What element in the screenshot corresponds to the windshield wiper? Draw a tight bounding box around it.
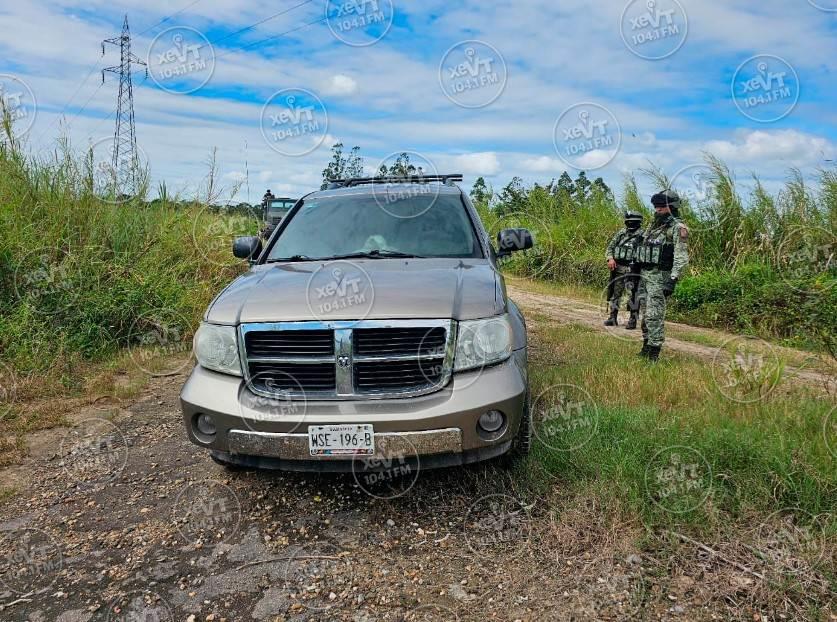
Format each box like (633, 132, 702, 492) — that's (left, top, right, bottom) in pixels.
(321, 250, 425, 260)
(266, 254, 314, 263)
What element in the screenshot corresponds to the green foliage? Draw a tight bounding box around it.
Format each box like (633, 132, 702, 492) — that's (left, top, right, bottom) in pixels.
(320, 142, 364, 188)
(0, 127, 245, 376)
(483, 155, 836, 349)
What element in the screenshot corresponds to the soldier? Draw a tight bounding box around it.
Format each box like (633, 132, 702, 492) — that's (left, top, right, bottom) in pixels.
(262, 188, 276, 209)
(604, 212, 644, 329)
(635, 190, 689, 361)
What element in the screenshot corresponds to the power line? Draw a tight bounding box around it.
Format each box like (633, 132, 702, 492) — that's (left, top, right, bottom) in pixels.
(137, 0, 205, 36)
(202, 0, 316, 50)
(215, 14, 329, 60)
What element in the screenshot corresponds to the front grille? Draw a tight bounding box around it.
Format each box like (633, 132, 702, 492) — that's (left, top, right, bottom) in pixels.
(240, 321, 453, 399)
(354, 327, 447, 357)
(245, 329, 334, 357)
(355, 359, 445, 390)
(248, 362, 336, 392)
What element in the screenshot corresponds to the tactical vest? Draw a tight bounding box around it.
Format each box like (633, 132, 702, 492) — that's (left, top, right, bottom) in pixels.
(636, 224, 675, 271)
(613, 231, 642, 265)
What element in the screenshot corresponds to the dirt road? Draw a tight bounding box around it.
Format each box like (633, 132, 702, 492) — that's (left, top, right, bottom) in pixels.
(508, 283, 836, 394)
(0, 287, 832, 621)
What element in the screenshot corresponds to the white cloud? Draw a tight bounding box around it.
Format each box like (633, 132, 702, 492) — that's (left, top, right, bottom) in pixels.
(322, 74, 358, 96)
(520, 156, 562, 173)
(703, 129, 836, 168)
(447, 152, 501, 176)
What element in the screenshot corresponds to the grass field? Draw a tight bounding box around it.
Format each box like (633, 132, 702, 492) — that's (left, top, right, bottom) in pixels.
(509, 313, 835, 616)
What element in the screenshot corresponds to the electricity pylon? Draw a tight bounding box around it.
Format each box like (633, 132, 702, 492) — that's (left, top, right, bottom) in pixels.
(102, 15, 146, 199)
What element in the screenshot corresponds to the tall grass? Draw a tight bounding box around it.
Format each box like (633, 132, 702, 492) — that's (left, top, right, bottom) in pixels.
(478, 155, 837, 349)
(0, 116, 250, 382)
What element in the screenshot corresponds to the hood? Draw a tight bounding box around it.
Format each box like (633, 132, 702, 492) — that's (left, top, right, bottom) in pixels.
(205, 258, 504, 324)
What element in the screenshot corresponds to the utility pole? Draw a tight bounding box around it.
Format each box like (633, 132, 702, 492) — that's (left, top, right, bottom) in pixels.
(102, 15, 146, 199)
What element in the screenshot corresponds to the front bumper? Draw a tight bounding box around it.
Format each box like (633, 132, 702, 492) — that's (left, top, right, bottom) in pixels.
(179, 350, 527, 471)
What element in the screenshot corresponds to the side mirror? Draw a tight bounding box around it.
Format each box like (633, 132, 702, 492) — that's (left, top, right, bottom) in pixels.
(233, 236, 262, 262)
(496, 228, 534, 258)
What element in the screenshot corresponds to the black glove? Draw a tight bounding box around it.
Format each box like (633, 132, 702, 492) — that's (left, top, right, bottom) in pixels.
(662, 278, 677, 298)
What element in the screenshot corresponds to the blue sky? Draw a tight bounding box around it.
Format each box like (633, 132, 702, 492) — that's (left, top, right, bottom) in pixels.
(1, 0, 835, 203)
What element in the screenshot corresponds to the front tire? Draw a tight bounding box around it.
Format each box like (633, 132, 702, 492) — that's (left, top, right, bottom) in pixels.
(504, 388, 531, 465)
(210, 452, 252, 471)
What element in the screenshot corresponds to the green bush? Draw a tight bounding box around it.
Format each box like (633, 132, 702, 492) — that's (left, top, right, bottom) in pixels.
(474, 158, 836, 350)
(0, 127, 249, 376)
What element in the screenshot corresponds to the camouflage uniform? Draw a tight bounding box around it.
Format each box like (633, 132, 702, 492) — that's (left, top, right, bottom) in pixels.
(605, 226, 643, 318)
(636, 214, 689, 349)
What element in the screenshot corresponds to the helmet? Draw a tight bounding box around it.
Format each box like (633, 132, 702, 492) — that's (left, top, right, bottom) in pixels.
(624, 211, 643, 230)
(651, 189, 681, 217)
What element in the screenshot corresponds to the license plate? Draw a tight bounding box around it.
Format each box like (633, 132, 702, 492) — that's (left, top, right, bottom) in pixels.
(308, 424, 375, 456)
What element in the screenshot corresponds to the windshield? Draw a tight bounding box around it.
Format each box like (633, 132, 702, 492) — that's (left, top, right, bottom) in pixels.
(267, 192, 482, 261)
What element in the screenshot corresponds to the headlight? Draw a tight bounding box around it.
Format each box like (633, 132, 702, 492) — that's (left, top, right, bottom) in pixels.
(454, 314, 512, 372)
(193, 322, 242, 376)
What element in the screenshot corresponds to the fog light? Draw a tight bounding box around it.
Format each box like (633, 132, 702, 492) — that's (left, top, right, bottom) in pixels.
(195, 413, 216, 436)
(478, 410, 505, 433)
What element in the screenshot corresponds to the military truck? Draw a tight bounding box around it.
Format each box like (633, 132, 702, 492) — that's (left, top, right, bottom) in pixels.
(261, 192, 297, 238)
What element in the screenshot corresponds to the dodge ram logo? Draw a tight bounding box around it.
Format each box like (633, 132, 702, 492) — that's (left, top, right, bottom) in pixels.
(338, 355, 351, 369)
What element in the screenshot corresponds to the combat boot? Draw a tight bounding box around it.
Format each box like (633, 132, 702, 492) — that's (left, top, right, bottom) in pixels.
(625, 312, 638, 330)
(645, 345, 661, 362)
(604, 310, 618, 327)
(638, 339, 649, 357)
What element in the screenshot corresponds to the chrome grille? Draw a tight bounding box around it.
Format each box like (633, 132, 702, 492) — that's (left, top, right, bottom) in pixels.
(240, 320, 455, 400)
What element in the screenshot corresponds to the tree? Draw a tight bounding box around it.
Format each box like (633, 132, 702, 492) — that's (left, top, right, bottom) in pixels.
(591, 176, 612, 200)
(497, 176, 527, 215)
(556, 171, 575, 196)
(470, 176, 490, 205)
(574, 171, 591, 202)
(321, 142, 364, 189)
(387, 152, 423, 178)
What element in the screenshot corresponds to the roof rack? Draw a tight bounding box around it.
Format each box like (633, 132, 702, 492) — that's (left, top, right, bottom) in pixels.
(327, 174, 463, 189)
